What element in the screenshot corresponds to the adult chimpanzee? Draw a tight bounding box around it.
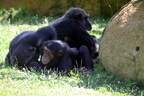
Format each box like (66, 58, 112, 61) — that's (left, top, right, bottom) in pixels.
(49, 7, 96, 54)
(5, 26, 57, 70)
(40, 40, 94, 73)
(48, 7, 96, 71)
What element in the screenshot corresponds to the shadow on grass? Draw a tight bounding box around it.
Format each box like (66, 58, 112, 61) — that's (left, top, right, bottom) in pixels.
(76, 63, 144, 95)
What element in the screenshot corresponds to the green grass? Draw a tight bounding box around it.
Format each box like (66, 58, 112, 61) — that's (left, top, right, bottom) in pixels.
(0, 8, 144, 96)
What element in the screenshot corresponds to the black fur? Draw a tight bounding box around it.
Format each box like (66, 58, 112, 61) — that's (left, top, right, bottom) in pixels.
(49, 8, 96, 54)
(40, 40, 76, 72)
(40, 40, 94, 72)
(5, 26, 56, 70)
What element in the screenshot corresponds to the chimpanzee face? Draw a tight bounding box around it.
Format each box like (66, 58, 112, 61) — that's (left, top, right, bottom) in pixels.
(81, 13, 91, 31)
(75, 12, 92, 31)
(41, 41, 63, 64)
(41, 46, 54, 64)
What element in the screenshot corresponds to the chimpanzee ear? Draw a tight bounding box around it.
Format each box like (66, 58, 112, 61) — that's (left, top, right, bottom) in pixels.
(58, 50, 63, 56)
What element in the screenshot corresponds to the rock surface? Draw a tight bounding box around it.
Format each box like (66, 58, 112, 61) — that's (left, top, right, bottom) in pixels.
(99, 0, 144, 82)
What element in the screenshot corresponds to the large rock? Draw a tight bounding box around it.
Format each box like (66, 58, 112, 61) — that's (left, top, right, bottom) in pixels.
(99, 0, 144, 82)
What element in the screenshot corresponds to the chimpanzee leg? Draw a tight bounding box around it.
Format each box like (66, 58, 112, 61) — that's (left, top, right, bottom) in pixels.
(78, 45, 94, 70)
(57, 55, 73, 73)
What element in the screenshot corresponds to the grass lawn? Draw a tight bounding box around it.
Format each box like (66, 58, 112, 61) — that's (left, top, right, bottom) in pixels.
(0, 8, 144, 96)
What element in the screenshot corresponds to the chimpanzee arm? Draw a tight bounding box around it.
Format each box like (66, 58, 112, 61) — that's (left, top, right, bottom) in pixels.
(25, 47, 40, 70)
(73, 25, 96, 54)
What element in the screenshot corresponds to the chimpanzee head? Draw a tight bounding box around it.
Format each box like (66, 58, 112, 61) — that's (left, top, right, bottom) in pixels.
(64, 7, 92, 31)
(41, 40, 65, 65)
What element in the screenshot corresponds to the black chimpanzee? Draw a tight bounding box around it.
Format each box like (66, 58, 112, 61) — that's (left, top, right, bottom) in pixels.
(40, 40, 77, 72)
(48, 7, 97, 71)
(64, 35, 99, 61)
(49, 7, 96, 54)
(63, 35, 99, 70)
(5, 26, 57, 70)
(40, 40, 94, 73)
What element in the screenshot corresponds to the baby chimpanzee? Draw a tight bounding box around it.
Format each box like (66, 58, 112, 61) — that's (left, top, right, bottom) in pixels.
(40, 40, 94, 73)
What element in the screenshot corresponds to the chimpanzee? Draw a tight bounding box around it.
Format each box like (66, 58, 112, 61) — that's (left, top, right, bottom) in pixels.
(64, 35, 99, 61)
(44, 7, 97, 71)
(63, 35, 99, 70)
(49, 7, 96, 55)
(6, 43, 40, 70)
(40, 40, 77, 72)
(5, 26, 57, 70)
(40, 40, 94, 73)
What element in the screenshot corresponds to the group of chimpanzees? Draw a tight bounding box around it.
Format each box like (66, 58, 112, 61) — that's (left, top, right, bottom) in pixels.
(5, 7, 99, 74)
